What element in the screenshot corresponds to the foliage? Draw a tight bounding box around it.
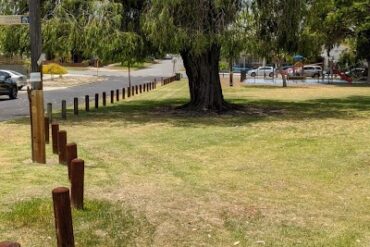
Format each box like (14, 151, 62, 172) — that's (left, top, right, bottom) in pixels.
(252, 0, 307, 61)
(0, 0, 28, 15)
(143, 0, 242, 55)
(42, 63, 67, 75)
(221, 1, 256, 66)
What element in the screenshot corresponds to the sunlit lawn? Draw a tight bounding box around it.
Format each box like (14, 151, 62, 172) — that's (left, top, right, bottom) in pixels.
(0, 80, 370, 246)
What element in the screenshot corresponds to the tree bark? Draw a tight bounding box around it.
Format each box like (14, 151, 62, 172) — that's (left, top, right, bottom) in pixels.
(180, 44, 231, 112)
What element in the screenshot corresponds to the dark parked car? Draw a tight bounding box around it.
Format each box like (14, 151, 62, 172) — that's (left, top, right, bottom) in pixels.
(345, 67, 368, 80)
(232, 66, 252, 73)
(0, 70, 27, 89)
(0, 74, 18, 99)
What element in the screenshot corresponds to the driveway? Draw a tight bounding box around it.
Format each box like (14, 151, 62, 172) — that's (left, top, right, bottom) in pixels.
(0, 59, 183, 121)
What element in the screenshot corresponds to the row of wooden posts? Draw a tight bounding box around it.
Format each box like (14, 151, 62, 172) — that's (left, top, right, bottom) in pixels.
(51, 121, 84, 246)
(0, 121, 82, 247)
(50, 76, 178, 121)
(0, 75, 179, 247)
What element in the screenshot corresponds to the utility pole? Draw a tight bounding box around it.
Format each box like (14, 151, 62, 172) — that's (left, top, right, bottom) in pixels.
(28, 0, 46, 164)
(29, 0, 42, 83)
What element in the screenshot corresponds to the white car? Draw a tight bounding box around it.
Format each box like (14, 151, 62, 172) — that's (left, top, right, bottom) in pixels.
(0, 70, 27, 89)
(248, 66, 275, 77)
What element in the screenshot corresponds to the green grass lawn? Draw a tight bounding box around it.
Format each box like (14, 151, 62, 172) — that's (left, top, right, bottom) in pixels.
(1, 81, 370, 246)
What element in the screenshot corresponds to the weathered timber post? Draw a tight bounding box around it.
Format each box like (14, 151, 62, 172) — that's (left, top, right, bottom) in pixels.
(135, 85, 138, 95)
(122, 88, 125, 99)
(61, 100, 66, 120)
(127, 87, 131, 98)
(143, 84, 146, 92)
(58, 130, 67, 165)
(71, 159, 85, 209)
(95, 94, 99, 109)
(73, 98, 78, 115)
(0, 242, 21, 247)
(44, 117, 49, 144)
(110, 90, 114, 104)
(52, 187, 75, 247)
(29, 91, 46, 163)
(116, 89, 119, 101)
(47, 103, 52, 123)
(66, 143, 77, 181)
(139, 84, 142, 93)
(51, 123, 59, 154)
(102, 92, 106, 106)
(131, 86, 135, 96)
(85, 95, 89, 112)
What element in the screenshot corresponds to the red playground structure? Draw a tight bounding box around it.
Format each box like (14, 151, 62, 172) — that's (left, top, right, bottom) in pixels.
(333, 69, 353, 84)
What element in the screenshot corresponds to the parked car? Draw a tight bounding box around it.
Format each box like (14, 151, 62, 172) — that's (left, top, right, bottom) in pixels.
(0, 70, 27, 89)
(279, 65, 293, 75)
(163, 54, 173, 60)
(232, 66, 252, 73)
(0, 73, 18, 99)
(345, 67, 368, 79)
(248, 66, 275, 77)
(302, 65, 322, 78)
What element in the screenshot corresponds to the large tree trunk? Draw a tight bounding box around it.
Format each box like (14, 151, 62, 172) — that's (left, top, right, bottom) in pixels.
(180, 44, 231, 112)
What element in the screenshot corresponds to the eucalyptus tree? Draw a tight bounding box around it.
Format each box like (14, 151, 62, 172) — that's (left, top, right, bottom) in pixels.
(221, 1, 256, 86)
(0, 0, 28, 15)
(347, 0, 370, 83)
(307, 0, 353, 77)
(253, 0, 307, 87)
(0, 0, 29, 56)
(144, 0, 242, 112)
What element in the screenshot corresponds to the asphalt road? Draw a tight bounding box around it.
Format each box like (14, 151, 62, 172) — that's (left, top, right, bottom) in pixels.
(0, 59, 182, 121)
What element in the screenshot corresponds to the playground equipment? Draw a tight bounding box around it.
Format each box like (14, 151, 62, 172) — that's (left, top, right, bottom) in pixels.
(333, 69, 353, 84)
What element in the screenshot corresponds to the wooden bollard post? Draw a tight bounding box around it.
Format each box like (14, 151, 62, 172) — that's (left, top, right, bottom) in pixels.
(146, 83, 149, 91)
(95, 93, 99, 109)
(154, 78, 157, 89)
(85, 95, 90, 112)
(47, 103, 53, 123)
(66, 143, 77, 181)
(71, 159, 84, 209)
(127, 87, 131, 97)
(52, 187, 75, 247)
(135, 85, 138, 95)
(45, 117, 50, 144)
(131, 86, 135, 96)
(110, 90, 114, 103)
(122, 88, 125, 99)
(58, 130, 67, 165)
(51, 123, 59, 154)
(0, 242, 21, 247)
(139, 84, 142, 93)
(61, 100, 67, 120)
(116, 89, 119, 101)
(143, 83, 146, 92)
(73, 98, 78, 115)
(102, 92, 106, 106)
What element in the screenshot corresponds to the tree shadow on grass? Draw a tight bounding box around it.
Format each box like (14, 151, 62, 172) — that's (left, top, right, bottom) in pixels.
(7, 96, 370, 128)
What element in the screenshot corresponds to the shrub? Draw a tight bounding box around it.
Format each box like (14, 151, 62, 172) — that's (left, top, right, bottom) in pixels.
(42, 63, 67, 75)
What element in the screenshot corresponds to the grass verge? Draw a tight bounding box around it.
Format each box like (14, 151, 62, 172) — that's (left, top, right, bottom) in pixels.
(0, 81, 370, 246)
